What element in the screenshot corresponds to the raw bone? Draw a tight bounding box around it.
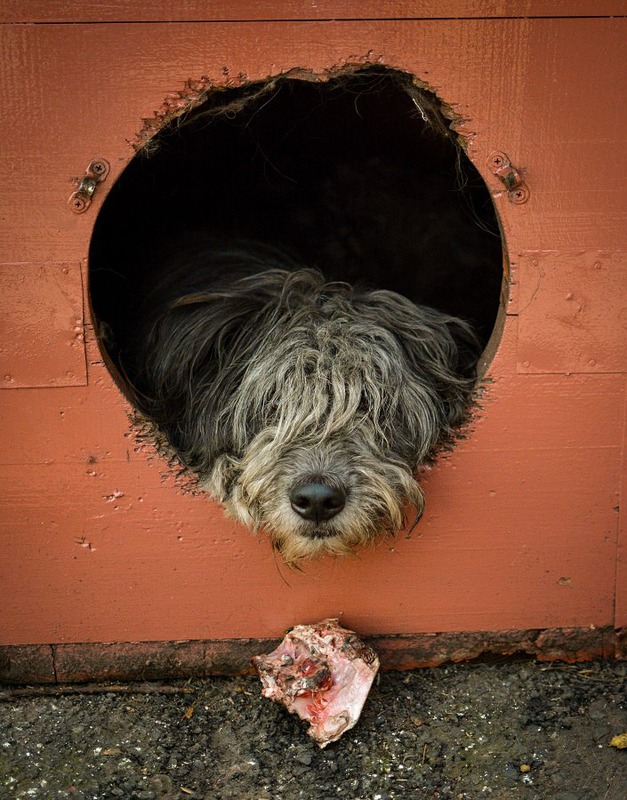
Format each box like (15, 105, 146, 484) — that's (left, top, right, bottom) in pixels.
(252, 618, 379, 747)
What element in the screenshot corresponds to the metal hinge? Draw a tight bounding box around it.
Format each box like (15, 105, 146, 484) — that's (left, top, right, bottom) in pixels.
(488, 152, 530, 204)
(69, 158, 110, 213)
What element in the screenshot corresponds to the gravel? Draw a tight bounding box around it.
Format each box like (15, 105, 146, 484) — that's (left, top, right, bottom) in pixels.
(1, 659, 626, 799)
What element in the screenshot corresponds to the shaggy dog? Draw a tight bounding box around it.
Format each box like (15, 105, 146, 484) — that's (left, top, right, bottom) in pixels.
(124, 242, 480, 563)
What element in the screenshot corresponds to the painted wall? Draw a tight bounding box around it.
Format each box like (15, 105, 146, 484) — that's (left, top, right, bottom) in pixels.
(0, 2, 625, 676)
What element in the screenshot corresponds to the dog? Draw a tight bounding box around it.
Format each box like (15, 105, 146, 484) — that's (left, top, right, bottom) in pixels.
(123, 240, 481, 563)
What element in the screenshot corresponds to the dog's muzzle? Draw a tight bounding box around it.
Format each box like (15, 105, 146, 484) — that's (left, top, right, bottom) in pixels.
(289, 479, 346, 525)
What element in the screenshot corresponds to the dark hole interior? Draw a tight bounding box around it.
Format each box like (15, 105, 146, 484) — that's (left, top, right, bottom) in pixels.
(89, 66, 504, 387)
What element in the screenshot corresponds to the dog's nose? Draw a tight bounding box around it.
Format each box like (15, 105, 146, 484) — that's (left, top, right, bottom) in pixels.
(289, 482, 346, 523)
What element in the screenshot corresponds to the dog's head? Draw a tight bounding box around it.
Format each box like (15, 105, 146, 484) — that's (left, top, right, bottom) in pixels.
(131, 268, 479, 562)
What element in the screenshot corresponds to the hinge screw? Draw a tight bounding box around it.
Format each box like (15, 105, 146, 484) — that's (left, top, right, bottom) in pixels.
(90, 160, 109, 178)
(69, 158, 110, 214)
(71, 196, 88, 213)
(488, 151, 530, 204)
(510, 185, 530, 204)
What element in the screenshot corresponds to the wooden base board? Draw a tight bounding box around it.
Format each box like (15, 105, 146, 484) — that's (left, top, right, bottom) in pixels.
(1, 627, 621, 685)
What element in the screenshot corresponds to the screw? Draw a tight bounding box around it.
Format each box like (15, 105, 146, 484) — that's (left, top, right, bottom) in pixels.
(69, 194, 88, 213)
(89, 159, 110, 180)
(489, 152, 508, 171)
(509, 185, 530, 204)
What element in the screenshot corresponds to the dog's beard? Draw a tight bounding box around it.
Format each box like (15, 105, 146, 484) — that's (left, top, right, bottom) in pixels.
(204, 431, 425, 564)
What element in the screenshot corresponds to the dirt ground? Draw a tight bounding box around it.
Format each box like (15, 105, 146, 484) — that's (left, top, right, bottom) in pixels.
(1, 658, 626, 800)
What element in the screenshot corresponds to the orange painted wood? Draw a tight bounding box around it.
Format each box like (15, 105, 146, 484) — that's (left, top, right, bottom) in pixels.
(0, 13, 625, 654)
(1, 1, 625, 23)
(618, 385, 627, 630)
(517, 251, 626, 374)
(0, 263, 87, 388)
(0, 429, 621, 644)
(1, 19, 625, 266)
(0, 368, 130, 465)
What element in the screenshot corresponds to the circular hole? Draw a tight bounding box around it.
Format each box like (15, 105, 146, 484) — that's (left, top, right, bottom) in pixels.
(89, 66, 504, 399)
(89, 65, 507, 553)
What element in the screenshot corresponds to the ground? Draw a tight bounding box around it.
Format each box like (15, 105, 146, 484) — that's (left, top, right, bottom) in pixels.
(1, 659, 626, 800)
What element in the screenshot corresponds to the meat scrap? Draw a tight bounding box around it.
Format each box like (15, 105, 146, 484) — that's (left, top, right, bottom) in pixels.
(251, 618, 379, 747)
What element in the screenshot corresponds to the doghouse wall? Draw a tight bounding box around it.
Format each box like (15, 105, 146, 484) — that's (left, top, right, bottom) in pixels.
(1, 1, 626, 680)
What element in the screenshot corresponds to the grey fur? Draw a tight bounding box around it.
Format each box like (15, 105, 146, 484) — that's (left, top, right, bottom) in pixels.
(129, 262, 479, 563)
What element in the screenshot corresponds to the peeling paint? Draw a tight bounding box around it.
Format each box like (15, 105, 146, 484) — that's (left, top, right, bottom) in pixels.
(0, 627, 621, 685)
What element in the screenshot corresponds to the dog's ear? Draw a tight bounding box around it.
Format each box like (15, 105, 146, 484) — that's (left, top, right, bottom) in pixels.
(126, 284, 271, 469)
(356, 289, 481, 456)
(124, 268, 324, 470)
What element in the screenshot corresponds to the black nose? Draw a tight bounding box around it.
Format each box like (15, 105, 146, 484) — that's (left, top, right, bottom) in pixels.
(289, 482, 346, 523)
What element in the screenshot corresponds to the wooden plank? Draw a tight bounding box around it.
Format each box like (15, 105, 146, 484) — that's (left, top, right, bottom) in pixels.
(2, 626, 617, 684)
(517, 251, 627, 374)
(0, 17, 624, 655)
(0, 383, 130, 465)
(0, 262, 87, 388)
(0, 19, 624, 264)
(511, 18, 627, 251)
(0, 422, 620, 644)
(1, 1, 625, 24)
(479, 320, 625, 451)
(0, 645, 56, 684)
(617, 377, 627, 629)
(0, 313, 622, 643)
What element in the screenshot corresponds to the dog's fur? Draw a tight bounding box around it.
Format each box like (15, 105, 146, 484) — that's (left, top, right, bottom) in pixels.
(124, 243, 480, 563)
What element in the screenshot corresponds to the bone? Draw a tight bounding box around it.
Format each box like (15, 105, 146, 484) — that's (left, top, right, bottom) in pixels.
(252, 618, 379, 747)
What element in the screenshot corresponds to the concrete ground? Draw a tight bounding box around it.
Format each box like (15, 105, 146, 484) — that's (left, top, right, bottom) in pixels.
(1, 658, 626, 800)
